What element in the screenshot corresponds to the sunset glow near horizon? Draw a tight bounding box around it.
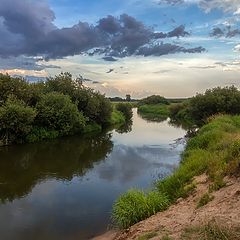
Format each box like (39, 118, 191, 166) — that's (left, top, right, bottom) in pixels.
(0, 0, 240, 98)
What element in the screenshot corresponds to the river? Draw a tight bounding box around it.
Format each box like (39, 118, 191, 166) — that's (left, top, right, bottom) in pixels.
(0, 109, 186, 240)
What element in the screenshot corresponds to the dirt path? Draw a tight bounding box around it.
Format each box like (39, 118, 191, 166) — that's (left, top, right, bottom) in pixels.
(93, 174, 240, 240)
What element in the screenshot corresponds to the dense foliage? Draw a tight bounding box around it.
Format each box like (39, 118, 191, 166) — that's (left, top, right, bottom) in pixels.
(0, 73, 113, 145)
(35, 92, 86, 135)
(170, 86, 240, 125)
(0, 98, 36, 144)
(112, 114, 240, 228)
(115, 103, 133, 120)
(138, 95, 169, 105)
(138, 104, 170, 122)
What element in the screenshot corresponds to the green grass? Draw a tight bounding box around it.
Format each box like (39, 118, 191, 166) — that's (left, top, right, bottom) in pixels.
(112, 190, 169, 229)
(197, 193, 214, 208)
(182, 219, 240, 240)
(138, 104, 170, 121)
(112, 115, 240, 229)
(110, 109, 126, 125)
(83, 123, 102, 133)
(161, 236, 173, 240)
(138, 232, 158, 240)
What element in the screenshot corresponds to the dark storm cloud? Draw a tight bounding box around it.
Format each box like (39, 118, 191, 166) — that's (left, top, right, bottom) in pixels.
(98, 15, 121, 34)
(0, 0, 205, 61)
(210, 26, 240, 38)
(102, 56, 118, 61)
(136, 44, 205, 57)
(0, 0, 55, 57)
(153, 25, 190, 39)
(210, 27, 225, 37)
(167, 25, 190, 37)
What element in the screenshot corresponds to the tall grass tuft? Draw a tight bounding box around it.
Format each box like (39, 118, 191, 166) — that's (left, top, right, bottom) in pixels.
(112, 190, 169, 229)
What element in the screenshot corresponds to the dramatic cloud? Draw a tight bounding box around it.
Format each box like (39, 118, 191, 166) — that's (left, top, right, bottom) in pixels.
(0, 0, 204, 61)
(167, 25, 190, 38)
(102, 56, 118, 62)
(210, 27, 225, 38)
(210, 26, 240, 38)
(136, 44, 205, 56)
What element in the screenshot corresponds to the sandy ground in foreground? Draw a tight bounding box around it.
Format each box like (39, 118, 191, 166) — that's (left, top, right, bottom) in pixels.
(92, 174, 240, 240)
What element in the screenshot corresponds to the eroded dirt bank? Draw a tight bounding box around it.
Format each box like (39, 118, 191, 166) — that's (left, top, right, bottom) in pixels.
(92, 174, 240, 240)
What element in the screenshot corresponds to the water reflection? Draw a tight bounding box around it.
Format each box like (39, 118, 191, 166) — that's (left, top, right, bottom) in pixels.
(115, 120, 133, 134)
(0, 109, 186, 240)
(0, 133, 113, 202)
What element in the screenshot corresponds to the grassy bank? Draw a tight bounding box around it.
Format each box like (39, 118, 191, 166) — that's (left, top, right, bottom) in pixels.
(112, 114, 240, 228)
(109, 109, 126, 126)
(137, 104, 170, 121)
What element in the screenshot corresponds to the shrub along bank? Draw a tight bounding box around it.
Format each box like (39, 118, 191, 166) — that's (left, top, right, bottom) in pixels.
(112, 114, 240, 228)
(137, 95, 170, 122)
(169, 86, 240, 126)
(0, 73, 130, 145)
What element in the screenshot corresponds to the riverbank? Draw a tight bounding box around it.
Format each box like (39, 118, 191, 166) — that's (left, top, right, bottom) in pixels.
(137, 104, 170, 122)
(105, 114, 240, 239)
(94, 174, 240, 239)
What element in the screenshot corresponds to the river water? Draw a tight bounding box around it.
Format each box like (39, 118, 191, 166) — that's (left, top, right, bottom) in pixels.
(0, 109, 186, 240)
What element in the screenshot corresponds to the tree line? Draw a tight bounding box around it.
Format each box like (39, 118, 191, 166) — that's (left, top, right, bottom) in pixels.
(169, 86, 240, 126)
(0, 73, 114, 145)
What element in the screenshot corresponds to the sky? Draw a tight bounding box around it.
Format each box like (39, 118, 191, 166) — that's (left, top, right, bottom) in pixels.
(0, 0, 240, 98)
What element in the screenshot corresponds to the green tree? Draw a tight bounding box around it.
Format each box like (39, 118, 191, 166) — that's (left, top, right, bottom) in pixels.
(0, 74, 32, 105)
(116, 103, 133, 120)
(85, 92, 112, 125)
(0, 98, 36, 144)
(36, 92, 86, 135)
(45, 72, 79, 96)
(190, 86, 240, 123)
(45, 73, 112, 125)
(139, 95, 169, 105)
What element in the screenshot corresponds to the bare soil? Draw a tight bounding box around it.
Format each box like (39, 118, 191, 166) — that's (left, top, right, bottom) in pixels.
(92, 174, 240, 240)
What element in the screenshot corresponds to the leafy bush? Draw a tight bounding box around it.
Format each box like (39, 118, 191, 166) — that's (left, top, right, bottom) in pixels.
(0, 98, 36, 144)
(169, 86, 240, 127)
(0, 74, 40, 106)
(139, 95, 169, 105)
(0, 73, 118, 144)
(26, 127, 59, 143)
(190, 86, 240, 123)
(110, 110, 125, 125)
(115, 103, 133, 120)
(45, 73, 112, 125)
(36, 92, 86, 135)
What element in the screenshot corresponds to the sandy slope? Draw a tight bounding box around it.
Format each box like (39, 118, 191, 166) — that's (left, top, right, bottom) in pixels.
(93, 174, 240, 240)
